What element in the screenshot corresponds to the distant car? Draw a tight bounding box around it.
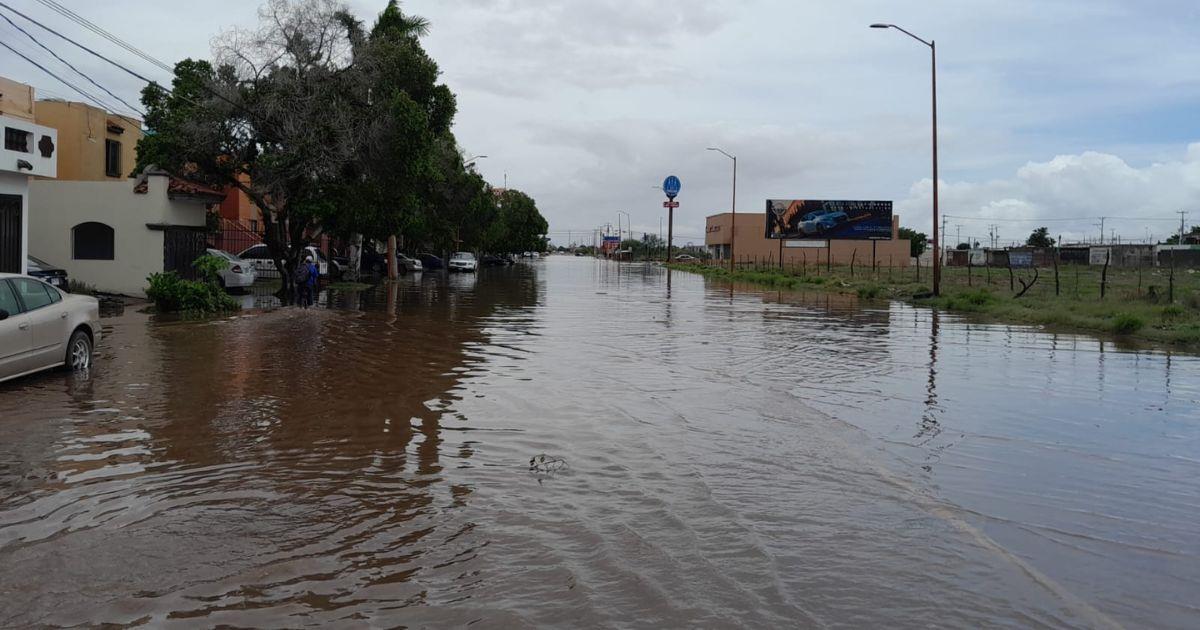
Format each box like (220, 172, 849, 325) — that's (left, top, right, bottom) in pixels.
(480, 254, 511, 267)
(26, 255, 68, 290)
(417, 253, 444, 270)
(675, 254, 697, 262)
(237, 244, 330, 278)
(448, 251, 478, 272)
(206, 248, 257, 290)
(0, 273, 101, 383)
(397, 253, 423, 273)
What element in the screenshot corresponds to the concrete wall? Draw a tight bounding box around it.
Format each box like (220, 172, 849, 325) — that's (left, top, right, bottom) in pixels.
(0, 172, 29, 274)
(705, 212, 911, 267)
(34, 101, 142, 182)
(28, 175, 206, 296)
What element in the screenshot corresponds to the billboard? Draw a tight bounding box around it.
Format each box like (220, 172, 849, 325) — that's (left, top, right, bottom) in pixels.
(765, 199, 893, 240)
(601, 235, 620, 254)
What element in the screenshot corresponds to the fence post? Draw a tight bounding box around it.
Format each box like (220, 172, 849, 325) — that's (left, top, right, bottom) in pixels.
(1100, 249, 1110, 299)
(1053, 247, 1060, 297)
(850, 249, 856, 278)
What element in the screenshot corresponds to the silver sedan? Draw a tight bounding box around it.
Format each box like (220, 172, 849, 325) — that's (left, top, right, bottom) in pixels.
(0, 273, 102, 383)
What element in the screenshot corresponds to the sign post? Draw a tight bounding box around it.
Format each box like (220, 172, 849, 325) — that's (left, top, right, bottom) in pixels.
(662, 175, 681, 263)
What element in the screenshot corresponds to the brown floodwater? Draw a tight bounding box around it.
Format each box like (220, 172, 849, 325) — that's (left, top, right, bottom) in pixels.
(1, 257, 1197, 628)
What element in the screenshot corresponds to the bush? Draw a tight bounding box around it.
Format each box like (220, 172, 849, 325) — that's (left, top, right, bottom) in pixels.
(1111, 313, 1145, 335)
(145, 255, 239, 314)
(1161, 305, 1186, 321)
(857, 284, 882, 299)
(67, 279, 97, 295)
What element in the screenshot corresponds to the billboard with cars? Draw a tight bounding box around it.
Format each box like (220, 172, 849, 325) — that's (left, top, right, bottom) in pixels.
(765, 199, 893, 240)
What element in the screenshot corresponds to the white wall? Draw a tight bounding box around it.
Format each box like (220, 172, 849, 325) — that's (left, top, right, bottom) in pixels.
(28, 175, 207, 296)
(0, 171, 29, 274)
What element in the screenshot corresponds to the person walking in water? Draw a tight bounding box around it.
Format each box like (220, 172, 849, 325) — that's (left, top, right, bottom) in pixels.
(305, 255, 319, 307)
(292, 256, 312, 308)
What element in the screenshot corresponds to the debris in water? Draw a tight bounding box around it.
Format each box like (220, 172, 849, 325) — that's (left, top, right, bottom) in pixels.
(529, 454, 568, 474)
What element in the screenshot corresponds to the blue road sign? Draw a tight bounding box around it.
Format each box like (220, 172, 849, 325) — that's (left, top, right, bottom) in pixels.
(663, 175, 681, 199)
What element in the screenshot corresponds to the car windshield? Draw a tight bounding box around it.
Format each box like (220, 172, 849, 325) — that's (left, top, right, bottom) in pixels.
(208, 249, 237, 261)
(27, 255, 50, 267)
(452, 252, 475, 260)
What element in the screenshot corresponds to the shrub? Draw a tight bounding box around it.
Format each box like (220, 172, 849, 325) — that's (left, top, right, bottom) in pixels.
(145, 255, 239, 314)
(1160, 305, 1186, 321)
(67, 279, 97, 295)
(1111, 313, 1145, 335)
(857, 284, 882, 299)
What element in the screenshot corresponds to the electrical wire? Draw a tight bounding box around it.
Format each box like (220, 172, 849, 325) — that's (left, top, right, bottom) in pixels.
(0, 36, 121, 114)
(942, 214, 1180, 223)
(33, 0, 173, 74)
(0, 6, 143, 116)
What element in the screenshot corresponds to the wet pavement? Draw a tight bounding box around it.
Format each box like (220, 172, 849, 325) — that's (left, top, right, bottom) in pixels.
(1, 257, 1197, 628)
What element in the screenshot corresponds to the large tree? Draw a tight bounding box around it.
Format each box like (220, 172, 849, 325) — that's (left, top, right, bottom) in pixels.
(137, 0, 453, 285)
(1026, 227, 1055, 248)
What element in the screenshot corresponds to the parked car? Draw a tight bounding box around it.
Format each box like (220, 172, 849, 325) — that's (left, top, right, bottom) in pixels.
(0, 273, 101, 383)
(206, 248, 257, 290)
(26, 255, 68, 290)
(449, 252, 478, 272)
(675, 254, 697, 262)
(480, 254, 511, 267)
(236, 244, 331, 278)
(417, 253, 444, 270)
(397, 253, 423, 273)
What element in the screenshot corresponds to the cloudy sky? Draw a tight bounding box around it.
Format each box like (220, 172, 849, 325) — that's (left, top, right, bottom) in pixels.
(3, 0, 1199, 246)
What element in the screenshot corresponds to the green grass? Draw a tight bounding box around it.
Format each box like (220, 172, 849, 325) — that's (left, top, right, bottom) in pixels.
(669, 261, 1200, 348)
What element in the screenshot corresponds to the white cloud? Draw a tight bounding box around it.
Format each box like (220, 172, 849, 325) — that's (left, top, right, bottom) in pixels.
(898, 143, 1200, 245)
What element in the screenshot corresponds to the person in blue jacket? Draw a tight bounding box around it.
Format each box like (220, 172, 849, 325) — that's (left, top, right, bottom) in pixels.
(305, 255, 319, 307)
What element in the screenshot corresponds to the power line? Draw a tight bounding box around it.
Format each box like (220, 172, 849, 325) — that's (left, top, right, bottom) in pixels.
(33, 0, 173, 74)
(942, 214, 1180, 223)
(0, 6, 143, 116)
(0, 36, 121, 114)
(0, 2, 161, 87)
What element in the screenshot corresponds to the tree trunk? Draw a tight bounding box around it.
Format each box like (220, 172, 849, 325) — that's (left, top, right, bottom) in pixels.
(387, 235, 398, 279)
(346, 233, 364, 282)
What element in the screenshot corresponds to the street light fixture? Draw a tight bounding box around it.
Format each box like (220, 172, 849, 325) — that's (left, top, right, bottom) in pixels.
(707, 147, 737, 271)
(871, 22, 940, 296)
(463, 154, 488, 169)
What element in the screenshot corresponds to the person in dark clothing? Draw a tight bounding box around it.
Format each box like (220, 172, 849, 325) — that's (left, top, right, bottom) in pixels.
(293, 256, 312, 308)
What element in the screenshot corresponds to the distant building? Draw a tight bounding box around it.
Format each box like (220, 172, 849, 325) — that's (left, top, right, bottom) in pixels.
(0, 76, 58, 274)
(33, 100, 140, 182)
(705, 212, 911, 267)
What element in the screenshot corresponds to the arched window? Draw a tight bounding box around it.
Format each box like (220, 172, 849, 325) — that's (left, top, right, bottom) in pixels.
(72, 222, 114, 260)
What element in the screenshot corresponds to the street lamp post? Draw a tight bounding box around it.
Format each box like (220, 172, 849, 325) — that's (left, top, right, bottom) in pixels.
(463, 154, 488, 169)
(617, 211, 630, 257)
(707, 147, 737, 271)
(871, 23, 940, 296)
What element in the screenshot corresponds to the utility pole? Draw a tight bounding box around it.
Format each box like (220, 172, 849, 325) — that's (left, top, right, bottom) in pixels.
(941, 215, 948, 265)
(1179, 210, 1188, 244)
(1094, 217, 1106, 244)
(955, 224, 962, 249)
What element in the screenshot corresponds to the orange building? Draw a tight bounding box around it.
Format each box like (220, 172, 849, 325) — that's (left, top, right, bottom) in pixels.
(705, 212, 911, 267)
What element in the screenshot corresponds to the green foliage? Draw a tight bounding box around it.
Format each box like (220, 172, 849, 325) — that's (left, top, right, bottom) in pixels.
(145, 254, 238, 315)
(1111, 313, 1145, 335)
(1026, 227, 1055, 248)
(856, 284, 882, 299)
(898, 227, 928, 258)
(1161, 305, 1186, 321)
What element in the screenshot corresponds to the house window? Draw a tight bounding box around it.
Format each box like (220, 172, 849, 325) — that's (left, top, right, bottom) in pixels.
(104, 139, 121, 177)
(73, 222, 115, 260)
(4, 127, 30, 153)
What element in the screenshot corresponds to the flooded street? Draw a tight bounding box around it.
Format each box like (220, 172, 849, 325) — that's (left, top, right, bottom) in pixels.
(1, 256, 1197, 628)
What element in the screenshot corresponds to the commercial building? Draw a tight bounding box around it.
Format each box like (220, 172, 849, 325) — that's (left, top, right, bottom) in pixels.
(705, 211, 911, 267)
(33, 99, 140, 182)
(0, 76, 58, 274)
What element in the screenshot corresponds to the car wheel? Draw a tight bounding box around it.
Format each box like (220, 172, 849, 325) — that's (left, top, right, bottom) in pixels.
(66, 329, 92, 371)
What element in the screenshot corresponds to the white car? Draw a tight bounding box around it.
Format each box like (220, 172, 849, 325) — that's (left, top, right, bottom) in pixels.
(448, 252, 478, 272)
(0, 273, 101, 383)
(207, 248, 257, 289)
(237, 244, 330, 278)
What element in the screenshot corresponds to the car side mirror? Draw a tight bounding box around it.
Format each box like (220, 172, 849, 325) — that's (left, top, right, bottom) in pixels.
(0, 309, 8, 321)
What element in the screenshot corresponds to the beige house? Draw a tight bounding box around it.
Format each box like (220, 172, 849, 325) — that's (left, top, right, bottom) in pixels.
(28, 168, 223, 296)
(34, 100, 141, 182)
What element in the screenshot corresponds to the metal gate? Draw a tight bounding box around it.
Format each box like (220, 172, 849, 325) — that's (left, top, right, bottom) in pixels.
(0, 195, 20, 274)
(163, 227, 207, 280)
